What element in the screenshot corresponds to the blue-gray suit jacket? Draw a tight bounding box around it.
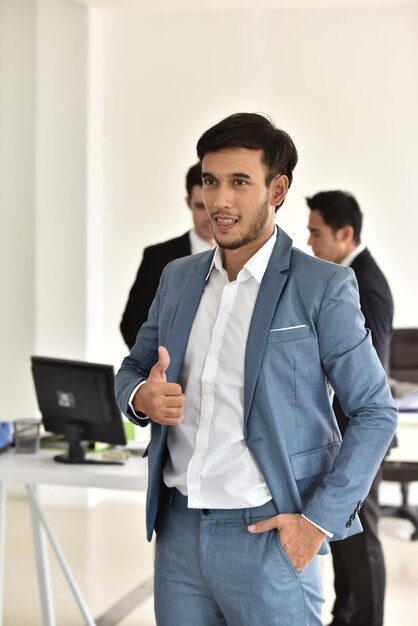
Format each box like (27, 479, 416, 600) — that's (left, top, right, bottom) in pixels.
(115, 228, 397, 545)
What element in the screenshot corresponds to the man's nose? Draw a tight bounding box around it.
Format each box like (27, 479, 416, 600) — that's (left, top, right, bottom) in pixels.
(214, 185, 233, 210)
(307, 233, 313, 247)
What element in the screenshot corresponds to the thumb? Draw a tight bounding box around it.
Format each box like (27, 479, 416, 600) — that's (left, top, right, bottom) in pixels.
(247, 514, 280, 534)
(148, 346, 170, 383)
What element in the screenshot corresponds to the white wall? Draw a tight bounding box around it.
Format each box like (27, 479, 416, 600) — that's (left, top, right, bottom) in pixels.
(0, 0, 36, 419)
(0, 0, 87, 419)
(99, 3, 418, 369)
(1, 0, 417, 417)
(35, 0, 88, 358)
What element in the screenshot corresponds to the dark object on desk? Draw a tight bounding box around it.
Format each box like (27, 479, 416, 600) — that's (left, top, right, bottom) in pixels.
(31, 356, 126, 465)
(390, 328, 418, 384)
(381, 461, 418, 540)
(381, 328, 418, 539)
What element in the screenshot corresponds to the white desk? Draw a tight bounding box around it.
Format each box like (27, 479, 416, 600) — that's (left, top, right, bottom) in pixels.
(0, 449, 148, 626)
(2, 415, 417, 625)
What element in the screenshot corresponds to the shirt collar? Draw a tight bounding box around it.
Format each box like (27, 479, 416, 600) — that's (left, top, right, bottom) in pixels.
(206, 226, 278, 284)
(340, 242, 366, 267)
(189, 229, 215, 255)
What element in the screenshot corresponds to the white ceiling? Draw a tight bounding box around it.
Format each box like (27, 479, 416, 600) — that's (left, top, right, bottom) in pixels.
(74, 0, 418, 11)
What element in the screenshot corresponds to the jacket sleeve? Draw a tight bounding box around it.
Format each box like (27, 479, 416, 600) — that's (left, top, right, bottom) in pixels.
(302, 267, 397, 539)
(120, 247, 161, 350)
(115, 275, 163, 427)
(357, 278, 393, 372)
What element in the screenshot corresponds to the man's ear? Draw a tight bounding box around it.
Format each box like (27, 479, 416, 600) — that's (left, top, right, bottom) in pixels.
(269, 175, 289, 207)
(338, 224, 355, 244)
(185, 196, 191, 210)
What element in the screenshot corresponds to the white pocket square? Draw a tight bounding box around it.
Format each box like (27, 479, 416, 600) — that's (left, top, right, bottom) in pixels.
(269, 324, 307, 333)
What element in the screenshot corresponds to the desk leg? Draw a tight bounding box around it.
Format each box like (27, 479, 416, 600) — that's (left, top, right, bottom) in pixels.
(27, 485, 56, 626)
(0, 482, 6, 626)
(26, 484, 96, 626)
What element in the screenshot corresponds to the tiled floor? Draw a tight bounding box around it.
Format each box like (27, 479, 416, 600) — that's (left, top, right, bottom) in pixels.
(3, 489, 418, 625)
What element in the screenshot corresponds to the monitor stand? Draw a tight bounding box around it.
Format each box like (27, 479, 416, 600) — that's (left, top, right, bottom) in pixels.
(54, 423, 123, 465)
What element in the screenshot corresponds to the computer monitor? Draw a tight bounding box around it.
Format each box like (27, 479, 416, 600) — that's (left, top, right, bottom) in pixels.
(31, 356, 127, 465)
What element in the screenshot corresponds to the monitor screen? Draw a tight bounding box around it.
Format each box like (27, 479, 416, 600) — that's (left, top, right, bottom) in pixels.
(31, 356, 127, 464)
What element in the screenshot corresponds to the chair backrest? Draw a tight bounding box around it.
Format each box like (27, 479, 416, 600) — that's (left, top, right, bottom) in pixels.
(390, 328, 418, 384)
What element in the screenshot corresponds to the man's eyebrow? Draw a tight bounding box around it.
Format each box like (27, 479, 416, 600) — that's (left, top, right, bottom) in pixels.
(230, 172, 251, 179)
(201, 171, 252, 179)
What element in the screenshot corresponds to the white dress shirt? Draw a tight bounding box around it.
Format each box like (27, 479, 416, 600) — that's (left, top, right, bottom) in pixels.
(340, 242, 366, 268)
(163, 231, 277, 508)
(189, 229, 214, 255)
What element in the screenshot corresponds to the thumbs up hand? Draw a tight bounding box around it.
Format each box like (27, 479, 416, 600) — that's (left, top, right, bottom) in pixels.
(148, 345, 170, 383)
(132, 346, 185, 425)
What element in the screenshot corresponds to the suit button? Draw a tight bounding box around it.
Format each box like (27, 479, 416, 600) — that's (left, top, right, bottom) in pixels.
(355, 500, 364, 515)
(346, 513, 356, 528)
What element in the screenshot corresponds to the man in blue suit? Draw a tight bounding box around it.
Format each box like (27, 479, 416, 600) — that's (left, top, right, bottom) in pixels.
(115, 113, 397, 626)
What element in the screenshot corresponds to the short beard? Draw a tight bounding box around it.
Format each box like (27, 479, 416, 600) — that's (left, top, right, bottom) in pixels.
(216, 196, 270, 250)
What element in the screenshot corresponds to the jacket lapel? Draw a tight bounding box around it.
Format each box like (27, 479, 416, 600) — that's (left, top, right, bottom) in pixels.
(244, 228, 293, 428)
(166, 251, 215, 382)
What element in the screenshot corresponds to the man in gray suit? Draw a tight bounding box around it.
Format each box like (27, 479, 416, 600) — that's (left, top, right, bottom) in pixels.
(115, 113, 396, 626)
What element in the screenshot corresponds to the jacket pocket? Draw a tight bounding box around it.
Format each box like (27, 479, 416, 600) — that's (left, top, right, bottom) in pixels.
(266, 324, 311, 344)
(290, 442, 341, 480)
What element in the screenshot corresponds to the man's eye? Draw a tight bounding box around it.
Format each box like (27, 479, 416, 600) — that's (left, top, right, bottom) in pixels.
(234, 179, 247, 186)
(204, 178, 216, 186)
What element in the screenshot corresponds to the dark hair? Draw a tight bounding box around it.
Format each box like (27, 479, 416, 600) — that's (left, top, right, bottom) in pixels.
(196, 112, 298, 208)
(306, 191, 363, 244)
(185, 162, 202, 197)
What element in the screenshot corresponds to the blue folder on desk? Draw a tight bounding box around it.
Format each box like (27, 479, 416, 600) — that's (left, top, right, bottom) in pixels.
(0, 422, 12, 452)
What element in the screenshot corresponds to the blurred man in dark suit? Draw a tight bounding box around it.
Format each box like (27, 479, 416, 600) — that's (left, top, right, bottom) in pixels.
(307, 190, 394, 626)
(120, 163, 215, 349)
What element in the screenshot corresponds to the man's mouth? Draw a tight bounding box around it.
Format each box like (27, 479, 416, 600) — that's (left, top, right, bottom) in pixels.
(214, 216, 238, 231)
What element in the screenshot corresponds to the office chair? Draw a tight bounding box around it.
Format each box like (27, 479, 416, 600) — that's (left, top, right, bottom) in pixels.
(381, 328, 418, 540)
(381, 460, 418, 540)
